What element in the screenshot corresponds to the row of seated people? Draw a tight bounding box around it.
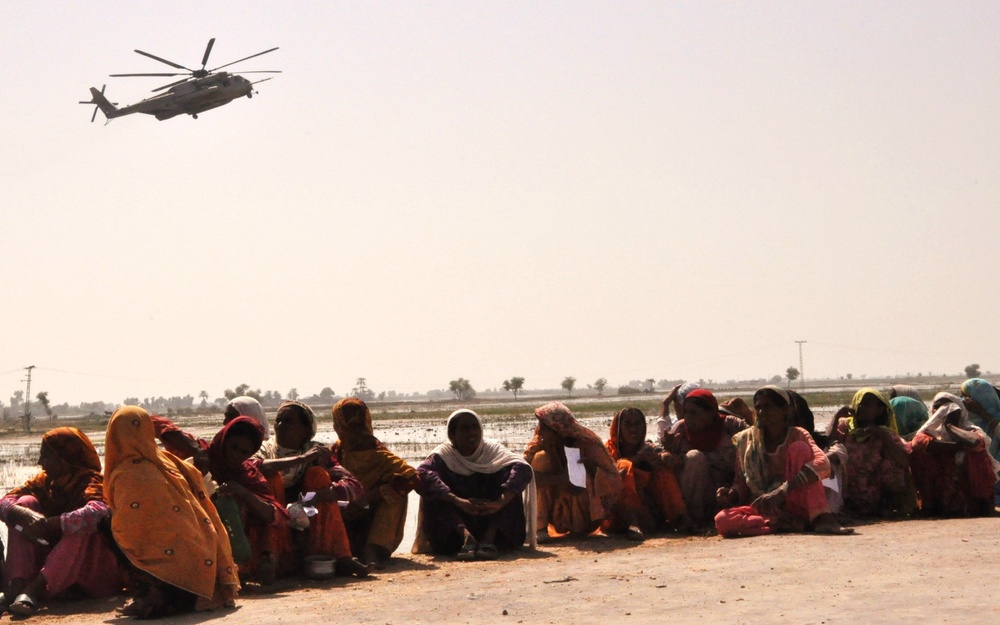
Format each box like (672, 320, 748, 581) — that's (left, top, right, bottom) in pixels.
(0, 379, 997, 617)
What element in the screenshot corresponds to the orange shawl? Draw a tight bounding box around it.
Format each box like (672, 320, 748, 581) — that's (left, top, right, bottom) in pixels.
(331, 398, 418, 490)
(7, 427, 104, 517)
(104, 406, 239, 610)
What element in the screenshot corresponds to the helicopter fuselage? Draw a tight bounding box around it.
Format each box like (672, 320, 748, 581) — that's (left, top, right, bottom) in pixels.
(113, 73, 254, 120)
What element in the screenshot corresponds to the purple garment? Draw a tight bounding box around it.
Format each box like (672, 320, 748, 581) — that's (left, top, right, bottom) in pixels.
(417, 454, 532, 554)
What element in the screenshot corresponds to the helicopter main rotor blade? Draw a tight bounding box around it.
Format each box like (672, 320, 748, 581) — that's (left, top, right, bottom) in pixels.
(250, 77, 273, 85)
(110, 72, 188, 77)
(210, 47, 279, 72)
(134, 49, 193, 72)
(152, 77, 193, 92)
(201, 38, 216, 70)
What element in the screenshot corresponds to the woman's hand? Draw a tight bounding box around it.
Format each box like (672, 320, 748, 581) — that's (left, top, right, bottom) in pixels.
(946, 424, 981, 447)
(304, 446, 332, 466)
(451, 496, 478, 516)
(662, 385, 682, 410)
(635, 446, 659, 466)
(658, 450, 681, 470)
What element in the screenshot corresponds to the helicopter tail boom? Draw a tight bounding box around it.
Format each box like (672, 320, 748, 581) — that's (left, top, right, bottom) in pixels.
(86, 86, 120, 119)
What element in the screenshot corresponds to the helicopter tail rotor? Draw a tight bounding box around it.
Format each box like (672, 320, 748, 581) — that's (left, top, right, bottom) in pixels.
(79, 84, 117, 123)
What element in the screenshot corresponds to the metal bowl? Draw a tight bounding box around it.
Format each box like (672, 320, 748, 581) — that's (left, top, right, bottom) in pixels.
(303, 555, 336, 580)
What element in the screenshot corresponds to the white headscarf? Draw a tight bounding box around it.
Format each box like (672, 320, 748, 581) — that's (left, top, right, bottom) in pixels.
(432, 410, 529, 476)
(916, 392, 1000, 472)
(227, 396, 270, 440)
(916, 392, 979, 440)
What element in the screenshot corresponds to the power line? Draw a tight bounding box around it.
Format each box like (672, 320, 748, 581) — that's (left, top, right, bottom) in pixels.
(809, 341, 993, 358)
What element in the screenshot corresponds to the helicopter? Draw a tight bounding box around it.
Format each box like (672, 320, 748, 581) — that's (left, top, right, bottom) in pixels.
(81, 38, 279, 122)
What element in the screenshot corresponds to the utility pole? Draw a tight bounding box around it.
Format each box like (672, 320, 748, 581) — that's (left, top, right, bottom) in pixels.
(794, 341, 806, 389)
(22, 365, 35, 433)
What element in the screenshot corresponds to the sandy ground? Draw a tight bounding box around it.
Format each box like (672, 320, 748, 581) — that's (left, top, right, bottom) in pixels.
(19, 516, 998, 625)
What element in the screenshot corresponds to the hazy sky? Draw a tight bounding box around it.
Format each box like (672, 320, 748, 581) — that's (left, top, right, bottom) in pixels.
(2, 2, 998, 405)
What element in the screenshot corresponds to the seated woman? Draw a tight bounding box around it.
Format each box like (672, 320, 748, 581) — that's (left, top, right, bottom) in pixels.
(152, 395, 271, 473)
(829, 388, 914, 517)
(909, 393, 998, 517)
(662, 389, 748, 526)
(960, 378, 1000, 505)
(524, 401, 621, 543)
(960, 379, 1000, 483)
(415, 409, 535, 559)
(332, 398, 420, 567)
(205, 416, 289, 584)
(890, 395, 930, 440)
(104, 406, 239, 618)
(254, 401, 370, 577)
(604, 407, 690, 539)
(655, 382, 701, 443)
(715, 386, 850, 537)
(0, 427, 121, 616)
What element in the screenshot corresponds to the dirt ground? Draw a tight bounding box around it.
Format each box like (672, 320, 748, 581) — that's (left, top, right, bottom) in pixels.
(21, 515, 999, 625)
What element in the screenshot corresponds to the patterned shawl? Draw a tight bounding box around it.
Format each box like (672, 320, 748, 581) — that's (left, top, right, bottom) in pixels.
(734, 386, 794, 497)
(104, 406, 239, 609)
(525, 401, 620, 520)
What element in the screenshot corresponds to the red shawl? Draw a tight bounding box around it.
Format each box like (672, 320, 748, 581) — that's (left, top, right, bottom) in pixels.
(208, 416, 287, 517)
(684, 389, 727, 453)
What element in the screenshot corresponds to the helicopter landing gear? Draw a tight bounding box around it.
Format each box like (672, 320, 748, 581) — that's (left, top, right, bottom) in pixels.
(247, 92, 253, 98)
(192, 114, 198, 119)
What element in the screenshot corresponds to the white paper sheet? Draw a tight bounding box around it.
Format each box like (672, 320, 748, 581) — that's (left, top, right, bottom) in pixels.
(565, 446, 587, 488)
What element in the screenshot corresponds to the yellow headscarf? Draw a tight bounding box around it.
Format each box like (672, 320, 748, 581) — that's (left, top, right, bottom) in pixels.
(846, 388, 899, 441)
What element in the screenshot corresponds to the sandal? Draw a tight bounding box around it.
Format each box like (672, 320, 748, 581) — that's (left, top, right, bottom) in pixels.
(624, 525, 646, 542)
(535, 529, 551, 544)
(475, 544, 499, 560)
(456, 540, 478, 561)
(9, 593, 39, 616)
